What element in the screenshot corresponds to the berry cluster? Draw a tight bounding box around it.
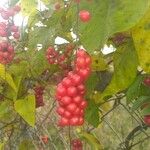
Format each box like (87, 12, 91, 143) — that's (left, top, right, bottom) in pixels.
(46, 44, 74, 69)
(55, 49, 91, 126)
(34, 86, 45, 108)
(71, 139, 83, 150)
(0, 6, 21, 39)
(0, 42, 14, 64)
(144, 115, 150, 126)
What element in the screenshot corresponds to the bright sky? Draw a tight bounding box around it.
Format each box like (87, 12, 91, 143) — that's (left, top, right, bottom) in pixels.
(0, 0, 115, 54)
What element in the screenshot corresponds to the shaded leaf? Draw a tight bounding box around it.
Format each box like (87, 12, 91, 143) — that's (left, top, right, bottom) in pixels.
(85, 100, 100, 127)
(126, 75, 143, 102)
(141, 107, 150, 116)
(97, 39, 138, 103)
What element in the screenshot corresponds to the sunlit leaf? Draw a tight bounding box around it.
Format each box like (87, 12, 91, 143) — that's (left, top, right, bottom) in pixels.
(14, 95, 35, 127)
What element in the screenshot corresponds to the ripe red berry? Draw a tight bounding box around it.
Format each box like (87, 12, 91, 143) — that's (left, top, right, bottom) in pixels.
(70, 117, 79, 125)
(62, 77, 72, 87)
(58, 117, 69, 126)
(144, 115, 150, 125)
(144, 77, 150, 86)
(67, 103, 77, 112)
(61, 96, 72, 105)
(56, 85, 67, 97)
(10, 25, 18, 32)
(1, 11, 9, 20)
(55, 3, 61, 10)
(41, 135, 49, 144)
(13, 32, 20, 39)
(80, 100, 87, 109)
(76, 57, 86, 68)
(71, 74, 82, 85)
(64, 110, 72, 118)
(67, 86, 77, 97)
(79, 10, 91, 22)
(0, 30, 7, 37)
(13, 5, 21, 12)
(73, 96, 82, 105)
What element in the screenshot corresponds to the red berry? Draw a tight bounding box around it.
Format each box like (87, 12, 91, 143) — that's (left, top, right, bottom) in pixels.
(1, 11, 9, 20)
(76, 57, 86, 68)
(67, 86, 77, 97)
(13, 5, 21, 12)
(67, 103, 77, 112)
(7, 8, 15, 16)
(41, 135, 49, 144)
(0, 30, 7, 37)
(55, 3, 61, 10)
(64, 110, 72, 118)
(79, 10, 91, 22)
(73, 96, 82, 105)
(73, 107, 81, 115)
(58, 117, 69, 126)
(71, 74, 82, 85)
(80, 100, 87, 109)
(76, 49, 86, 57)
(62, 77, 72, 87)
(70, 117, 79, 125)
(144, 115, 150, 125)
(144, 77, 150, 86)
(61, 96, 72, 105)
(13, 32, 20, 39)
(56, 85, 67, 97)
(10, 25, 18, 32)
(78, 68, 91, 79)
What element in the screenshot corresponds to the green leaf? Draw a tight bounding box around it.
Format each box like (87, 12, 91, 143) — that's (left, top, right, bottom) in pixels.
(132, 9, 150, 73)
(91, 52, 107, 71)
(126, 75, 143, 102)
(21, 0, 38, 16)
(14, 94, 35, 127)
(0, 64, 17, 92)
(79, 0, 150, 51)
(141, 107, 150, 116)
(132, 96, 150, 111)
(85, 100, 100, 127)
(19, 140, 34, 150)
(0, 101, 11, 118)
(98, 39, 138, 102)
(79, 132, 103, 150)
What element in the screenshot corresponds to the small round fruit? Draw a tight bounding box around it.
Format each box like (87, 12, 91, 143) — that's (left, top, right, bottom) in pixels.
(71, 74, 82, 85)
(73, 96, 82, 105)
(58, 117, 69, 126)
(70, 117, 79, 125)
(61, 96, 72, 105)
(62, 77, 72, 87)
(41, 135, 49, 144)
(13, 32, 20, 39)
(67, 103, 77, 112)
(67, 86, 77, 97)
(56, 85, 67, 97)
(13, 5, 21, 12)
(144, 115, 150, 125)
(79, 10, 91, 22)
(80, 100, 87, 109)
(144, 77, 150, 86)
(64, 110, 72, 118)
